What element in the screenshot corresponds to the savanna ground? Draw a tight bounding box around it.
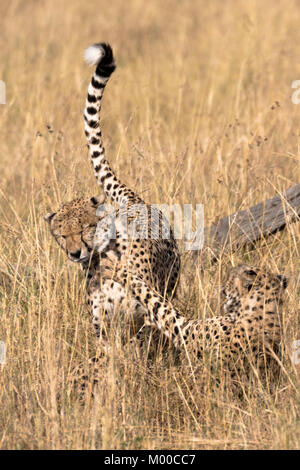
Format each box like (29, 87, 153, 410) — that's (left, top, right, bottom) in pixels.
(0, 0, 299, 450)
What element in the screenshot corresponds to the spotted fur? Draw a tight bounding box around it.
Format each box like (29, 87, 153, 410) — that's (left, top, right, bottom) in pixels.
(104, 262, 288, 380)
(83, 43, 142, 207)
(45, 43, 180, 350)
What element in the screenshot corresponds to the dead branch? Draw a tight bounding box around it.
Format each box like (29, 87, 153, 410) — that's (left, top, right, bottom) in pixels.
(194, 184, 300, 260)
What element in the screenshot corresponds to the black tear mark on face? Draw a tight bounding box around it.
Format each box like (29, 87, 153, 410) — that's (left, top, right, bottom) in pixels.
(247, 284, 253, 292)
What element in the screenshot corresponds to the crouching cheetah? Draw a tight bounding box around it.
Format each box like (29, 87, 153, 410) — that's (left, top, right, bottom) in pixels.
(101, 261, 288, 382)
(45, 43, 180, 350)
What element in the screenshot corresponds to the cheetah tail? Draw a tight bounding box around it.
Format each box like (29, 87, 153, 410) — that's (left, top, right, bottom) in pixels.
(83, 43, 137, 207)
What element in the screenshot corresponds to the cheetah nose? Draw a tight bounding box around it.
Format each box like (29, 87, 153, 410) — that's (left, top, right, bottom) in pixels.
(70, 250, 81, 259)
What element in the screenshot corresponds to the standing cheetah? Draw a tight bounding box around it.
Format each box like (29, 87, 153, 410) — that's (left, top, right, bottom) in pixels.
(102, 261, 288, 380)
(45, 43, 180, 349)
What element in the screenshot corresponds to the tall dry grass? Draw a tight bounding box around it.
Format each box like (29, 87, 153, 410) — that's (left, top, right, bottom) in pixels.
(0, 0, 299, 449)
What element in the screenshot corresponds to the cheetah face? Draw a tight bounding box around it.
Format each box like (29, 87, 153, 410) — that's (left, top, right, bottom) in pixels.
(44, 196, 105, 263)
(222, 264, 288, 314)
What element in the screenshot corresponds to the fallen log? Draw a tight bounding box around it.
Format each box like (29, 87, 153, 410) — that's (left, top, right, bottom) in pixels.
(194, 183, 300, 260)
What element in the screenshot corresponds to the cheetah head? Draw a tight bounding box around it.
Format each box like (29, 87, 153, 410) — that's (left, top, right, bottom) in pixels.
(44, 196, 105, 263)
(222, 264, 288, 314)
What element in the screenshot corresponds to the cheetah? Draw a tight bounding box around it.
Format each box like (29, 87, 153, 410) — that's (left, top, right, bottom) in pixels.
(45, 43, 180, 349)
(101, 261, 288, 382)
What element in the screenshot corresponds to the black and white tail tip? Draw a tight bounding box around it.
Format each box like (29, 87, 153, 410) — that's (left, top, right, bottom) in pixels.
(84, 42, 115, 67)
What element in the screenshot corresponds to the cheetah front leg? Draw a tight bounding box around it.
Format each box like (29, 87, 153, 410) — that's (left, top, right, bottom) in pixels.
(88, 287, 112, 354)
(88, 275, 147, 353)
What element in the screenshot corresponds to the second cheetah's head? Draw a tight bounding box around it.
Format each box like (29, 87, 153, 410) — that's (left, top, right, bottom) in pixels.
(222, 264, 288, 314)
(44, 196, 105, 263)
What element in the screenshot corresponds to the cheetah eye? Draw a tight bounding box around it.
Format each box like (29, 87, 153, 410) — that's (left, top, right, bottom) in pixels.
(245, 269, 257, 277)
(247, 283, 253, 292)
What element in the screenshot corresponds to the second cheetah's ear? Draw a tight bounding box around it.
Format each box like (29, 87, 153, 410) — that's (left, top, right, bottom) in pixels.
(277, 274, 288, 289)
(44, 212, 56, 223)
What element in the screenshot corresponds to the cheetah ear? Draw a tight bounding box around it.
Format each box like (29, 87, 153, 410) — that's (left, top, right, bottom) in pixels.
(277, 274, 288, 289)
(220, 284, 226, 296)
(44, 212, 56, 223)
